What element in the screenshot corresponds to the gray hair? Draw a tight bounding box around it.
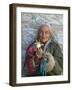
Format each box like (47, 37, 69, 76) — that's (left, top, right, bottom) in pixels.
(37, 24, 55, 41)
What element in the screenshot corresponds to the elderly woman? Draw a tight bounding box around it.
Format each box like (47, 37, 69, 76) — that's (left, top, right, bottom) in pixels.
(25, 24, 63, 76)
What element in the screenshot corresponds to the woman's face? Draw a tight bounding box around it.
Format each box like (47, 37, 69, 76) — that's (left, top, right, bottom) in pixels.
(39, 26, 50, 43)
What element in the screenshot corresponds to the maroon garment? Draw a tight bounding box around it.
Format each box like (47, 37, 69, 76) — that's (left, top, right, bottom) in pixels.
(26, 47, 39, 76)
(26, 46, 43, 76)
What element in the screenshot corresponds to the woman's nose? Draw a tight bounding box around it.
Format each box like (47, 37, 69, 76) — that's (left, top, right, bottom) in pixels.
(42, 33, 46, 38)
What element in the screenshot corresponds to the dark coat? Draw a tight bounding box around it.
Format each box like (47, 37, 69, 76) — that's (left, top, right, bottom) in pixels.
(25, 39, 63, 76)
(45, 40, 63, 75)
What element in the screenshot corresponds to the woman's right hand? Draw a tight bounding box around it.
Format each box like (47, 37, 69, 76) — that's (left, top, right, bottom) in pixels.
(36, 48, 43, 59)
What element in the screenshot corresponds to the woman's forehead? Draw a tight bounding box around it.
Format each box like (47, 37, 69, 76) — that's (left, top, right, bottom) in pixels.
(39, 25, 49, 32)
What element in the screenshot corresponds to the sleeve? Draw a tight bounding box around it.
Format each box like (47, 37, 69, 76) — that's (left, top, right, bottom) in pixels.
(26, 47, 37, 76)
(45, 42, 63, 75)
(52, 43, 63, 75)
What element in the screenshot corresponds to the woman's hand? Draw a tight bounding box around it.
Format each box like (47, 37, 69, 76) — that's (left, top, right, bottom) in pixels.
(36, 48, 43, 59)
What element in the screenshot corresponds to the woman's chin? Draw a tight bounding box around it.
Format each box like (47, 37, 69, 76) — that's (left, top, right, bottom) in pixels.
(41, 40, 48, 44)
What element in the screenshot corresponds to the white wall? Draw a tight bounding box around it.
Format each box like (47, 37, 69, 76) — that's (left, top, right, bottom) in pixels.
(0, 0, 72, 90)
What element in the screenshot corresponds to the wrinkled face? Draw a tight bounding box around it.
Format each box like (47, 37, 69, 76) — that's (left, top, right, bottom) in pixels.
(39, 26, 50, 43)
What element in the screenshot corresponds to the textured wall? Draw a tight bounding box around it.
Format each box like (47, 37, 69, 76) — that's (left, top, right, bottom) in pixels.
(21, 13, 63, 76)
